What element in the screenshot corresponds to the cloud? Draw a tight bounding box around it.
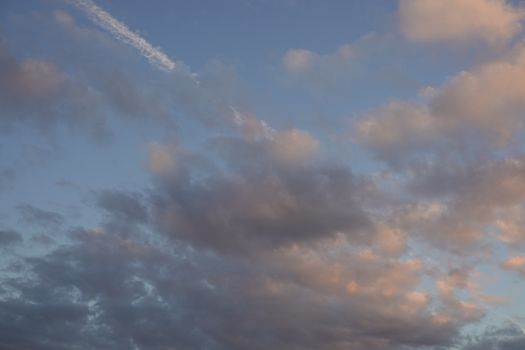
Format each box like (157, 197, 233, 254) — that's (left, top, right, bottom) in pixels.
(0, 229, 22, 246)
(150, 131, 369, 254)
(268, 128, 320, 164)
(281, 42, 360, 91)
(0, 37, 108, 138)
(356, 101, 437, 163)
(0, 11, 242, 142)
(2, 3, 524, 349)
(70, 0, 176, 71)
(374, 156, 525, 250)
(357, 46, 525, 163)
(399, 0, 524, 45)
(95, 190, 149, 224)
(501, 256, 525, 275)
(461, 323, 525, 350)
(146, 143, 177, 175)
(17, 204, 64, 229)
(282, 48, 319, 72)
(0, 222, 482, 350)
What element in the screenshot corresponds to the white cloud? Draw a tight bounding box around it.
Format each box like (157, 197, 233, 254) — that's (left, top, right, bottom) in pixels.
(399, 0, 524, 44)
(71, 0, 176, 71)
(357, 47, 525, 162)
(282, 49, 317, 72)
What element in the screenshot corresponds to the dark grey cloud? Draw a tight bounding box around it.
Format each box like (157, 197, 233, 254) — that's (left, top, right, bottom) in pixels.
(461, 324, 525, 350)
(17, 203, 63, 229)
(0, 229, 22, 246)
(150, 136, 370, 254)
(0, 223, 470, 350)
(96, 190, 149, 224)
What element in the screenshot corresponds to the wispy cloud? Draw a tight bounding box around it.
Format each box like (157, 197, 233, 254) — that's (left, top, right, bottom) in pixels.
(70, 0, 176, 71)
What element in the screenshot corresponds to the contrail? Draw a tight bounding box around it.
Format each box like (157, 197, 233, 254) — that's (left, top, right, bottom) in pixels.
(70, 0, 176, 72)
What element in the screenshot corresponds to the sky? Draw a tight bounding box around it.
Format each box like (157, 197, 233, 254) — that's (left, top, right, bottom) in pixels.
(1, 0, 525, 349)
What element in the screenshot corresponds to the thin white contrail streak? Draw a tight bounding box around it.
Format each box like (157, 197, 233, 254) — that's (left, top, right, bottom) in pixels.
(70, 0, 176, 72)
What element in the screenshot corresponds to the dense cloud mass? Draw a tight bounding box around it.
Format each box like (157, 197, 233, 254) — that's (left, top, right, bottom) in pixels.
(1, 0, 525, 349)
(0, 222, 481, 350)
(150, 133, 370, 254)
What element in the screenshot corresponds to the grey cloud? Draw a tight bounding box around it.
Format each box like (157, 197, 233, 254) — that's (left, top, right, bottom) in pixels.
(0, 229, 22, 246)
(0, 12, 242, 145)
(46, 11, 241, 127)
(96, 190, 149, 224)
(150, 136, 370, 254)
(391, 156, 525, 249)
(461, 324, 525, 350)
(0, 36, 109, 139)
(17, 203, 64, 229)
(0, 223, 473, 350)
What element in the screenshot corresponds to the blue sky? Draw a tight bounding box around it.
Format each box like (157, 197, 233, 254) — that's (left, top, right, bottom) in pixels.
(1, 1, 525, 349)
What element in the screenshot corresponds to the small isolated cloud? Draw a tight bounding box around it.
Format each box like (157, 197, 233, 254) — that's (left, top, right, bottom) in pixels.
(399, 0, 524, 45)
(282, 48, 318, 72)
(281, 42, 359, 90)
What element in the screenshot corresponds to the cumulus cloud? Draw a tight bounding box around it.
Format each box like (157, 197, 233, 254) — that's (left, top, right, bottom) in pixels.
(372, 156, 525, 250)
(268, 128, 320, 164)
(2, 2, 524, 349)
(501, 256, 525, 275)
(0, 218, 483, 350)
(399, 0, 524, 45)
(281, 41, 362, 90)
(283, 49, 318, 72)
(357, 46, 525, 163)
(150, 129, 368, 254)
(0, 37, 108, 138)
